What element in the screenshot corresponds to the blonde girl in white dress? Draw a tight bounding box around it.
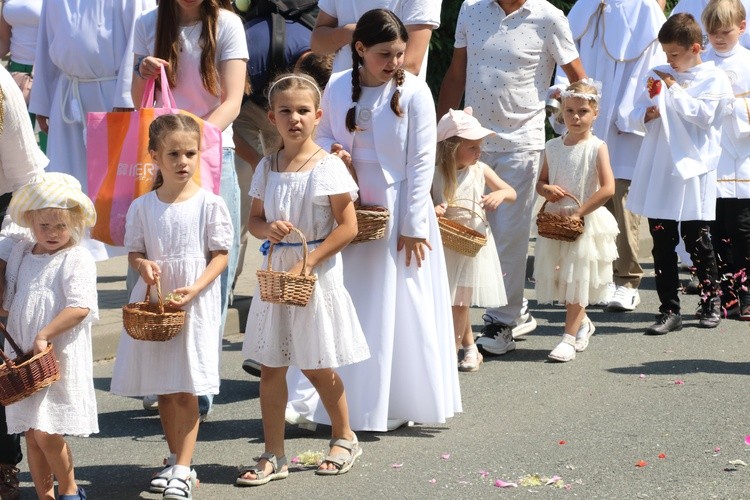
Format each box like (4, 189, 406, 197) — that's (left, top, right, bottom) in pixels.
(433, 108, 516, 372)
(110, 114, 232, 500)
(535, 81, 618, 362)
(237, 73, 369, 485)
(2, 172, 98, 500)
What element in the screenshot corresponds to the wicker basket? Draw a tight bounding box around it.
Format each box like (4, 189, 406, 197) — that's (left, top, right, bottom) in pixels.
(123, 278, 186, 342)
(352, 205, 389, 243)
(257, 227, 317, 306)
(0, 323, 60, 406)
(438, 199, 488, 257)
(536, 193, 585, 242)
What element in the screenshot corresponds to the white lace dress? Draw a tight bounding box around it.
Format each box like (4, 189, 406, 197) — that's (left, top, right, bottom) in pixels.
(242, 154, 370, 369)
(3, 242, 99, 436)
(110, 189, 233, 396)
(432, 162, 507, 307)
(534, 135, 619, 305)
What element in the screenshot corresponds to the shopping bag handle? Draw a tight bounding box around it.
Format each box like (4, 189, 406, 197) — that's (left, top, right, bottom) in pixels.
(141, 65, 178, 109)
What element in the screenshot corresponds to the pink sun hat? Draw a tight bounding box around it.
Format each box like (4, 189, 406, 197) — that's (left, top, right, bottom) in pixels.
(436, 107, 496, 142)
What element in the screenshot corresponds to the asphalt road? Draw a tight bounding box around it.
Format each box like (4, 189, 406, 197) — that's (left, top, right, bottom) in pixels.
(13, 263, 750, 499)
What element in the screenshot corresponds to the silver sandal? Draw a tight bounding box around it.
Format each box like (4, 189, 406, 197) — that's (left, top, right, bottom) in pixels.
(235, 452, 289, 487)
(315, 435, 363, 476)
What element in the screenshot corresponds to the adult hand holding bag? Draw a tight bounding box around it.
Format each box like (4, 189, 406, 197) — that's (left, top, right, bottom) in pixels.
(86, 66, 223, 246)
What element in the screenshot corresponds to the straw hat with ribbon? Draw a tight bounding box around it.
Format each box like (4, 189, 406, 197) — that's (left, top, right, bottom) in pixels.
(8, 172, 96, 228)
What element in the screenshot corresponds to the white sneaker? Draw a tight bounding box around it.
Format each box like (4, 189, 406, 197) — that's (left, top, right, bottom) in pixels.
(548, 334, 576, 362)
(284, 406, 317, 431)
(512, 313, 537, 338)
(595, 282, 616, 306)
(607, 286, 641, 312)
(143, 394, 159, 412)
(574, 317, 596, 352)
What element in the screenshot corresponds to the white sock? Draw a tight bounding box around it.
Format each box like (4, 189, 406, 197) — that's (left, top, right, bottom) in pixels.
(172, 464, 191, 479)
(463, 343, 477, 355)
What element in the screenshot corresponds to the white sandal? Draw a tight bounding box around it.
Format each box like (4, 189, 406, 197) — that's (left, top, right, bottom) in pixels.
(548, 334, 576, 362)
(458, 348, 483, 372)
(575, 317, 596, 352)
(235, 453, 288, 487)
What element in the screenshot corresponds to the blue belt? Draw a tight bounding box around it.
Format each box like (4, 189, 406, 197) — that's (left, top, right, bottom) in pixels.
(259, 238, 324, 256)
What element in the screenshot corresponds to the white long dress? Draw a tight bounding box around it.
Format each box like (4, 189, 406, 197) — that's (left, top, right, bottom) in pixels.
(534, 136, 619, 306)
(242, 155, 370, 369)
(110, 190, 233, 396)
(288, 83, 461, 432)
(432, 161, 507, 307)
(3, 242, 99, 436)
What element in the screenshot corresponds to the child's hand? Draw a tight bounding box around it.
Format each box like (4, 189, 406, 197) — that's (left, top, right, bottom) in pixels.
(33, 335, 49, 356)
(481, 192, 506, 211)
(645, 106, 660, 123)
(138, 259, 161, 285)
(435, 203, 447, 217)
(288, 258, 312, 276)
(397, 235, 432, 268)
(268, 220, 294, 243)
(541, 184, 565, 202)
(331, 143, 352, 169)
(653, 69, 676, 88)
(165, 285, 199, 308)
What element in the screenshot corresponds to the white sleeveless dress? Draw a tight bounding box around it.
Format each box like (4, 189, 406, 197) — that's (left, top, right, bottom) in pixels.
(432, 162, 507, 307)
(534, 135, 619, 306)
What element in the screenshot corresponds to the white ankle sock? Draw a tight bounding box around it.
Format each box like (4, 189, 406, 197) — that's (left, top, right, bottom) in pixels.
(463, 343, 478, 355)
(172, 464, 190, 479)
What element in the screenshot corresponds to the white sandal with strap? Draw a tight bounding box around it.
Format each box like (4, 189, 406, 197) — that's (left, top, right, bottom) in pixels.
(235, 452, 289, 487)
(315, 435, 363, 476)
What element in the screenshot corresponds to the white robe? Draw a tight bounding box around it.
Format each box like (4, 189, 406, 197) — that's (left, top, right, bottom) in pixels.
(555, 0, 666, 181)
(28, 0, 156, 260)
(626, 62, 734, 221)
(703, 45, 750, 199)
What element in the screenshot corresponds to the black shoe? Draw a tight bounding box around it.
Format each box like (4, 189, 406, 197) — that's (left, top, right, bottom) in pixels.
(645, 312, 682, 335)
(683, 273, 700, 295)
(241, 358, 261, 377)
(698, 297, 721, 329)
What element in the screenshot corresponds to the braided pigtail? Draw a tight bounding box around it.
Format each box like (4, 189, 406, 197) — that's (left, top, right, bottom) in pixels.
(346, 50, 363, 132)
(389, 68, 405, 118)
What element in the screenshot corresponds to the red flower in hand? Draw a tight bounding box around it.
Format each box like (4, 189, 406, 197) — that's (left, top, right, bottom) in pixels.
(647, 77, 662, 98)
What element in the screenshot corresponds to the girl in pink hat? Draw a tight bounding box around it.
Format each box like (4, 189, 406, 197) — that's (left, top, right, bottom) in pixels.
(433, 107, 516, 372)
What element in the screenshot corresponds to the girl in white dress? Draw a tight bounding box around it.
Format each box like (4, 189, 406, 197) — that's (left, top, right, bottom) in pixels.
(287, 9, 461, 432)
(238, 74, 368, 485)
(535, 81, 618, 362)
(433, 107, 516, 372)
(2, 172, 98, 500)
(110, 114, 232, 500)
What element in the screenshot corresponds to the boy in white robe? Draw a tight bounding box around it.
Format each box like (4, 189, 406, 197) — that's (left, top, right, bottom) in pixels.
(626, 13, 734, 334)
(702, 0, 750, 319)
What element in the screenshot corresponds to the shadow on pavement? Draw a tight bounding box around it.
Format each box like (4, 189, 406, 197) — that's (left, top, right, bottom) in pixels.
(608, 359, 750, 376)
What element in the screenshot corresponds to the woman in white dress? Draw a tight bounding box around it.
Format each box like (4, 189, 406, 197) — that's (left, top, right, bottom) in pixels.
(288, 9, 461, 432)
(310, 0, 440, 78)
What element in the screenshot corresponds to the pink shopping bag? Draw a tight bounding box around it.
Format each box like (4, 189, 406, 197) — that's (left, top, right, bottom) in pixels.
(86, 66, 222, 246)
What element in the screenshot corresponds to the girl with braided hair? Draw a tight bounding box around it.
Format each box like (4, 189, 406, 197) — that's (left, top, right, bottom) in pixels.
(285, 8, 461, 433)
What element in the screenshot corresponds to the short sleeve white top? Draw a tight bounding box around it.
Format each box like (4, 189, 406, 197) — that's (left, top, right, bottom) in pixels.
(1, 0, 42, 65)
(318, 0, 441, 78)
(133, 8, 249, 147)
(454, 0, 578, 152)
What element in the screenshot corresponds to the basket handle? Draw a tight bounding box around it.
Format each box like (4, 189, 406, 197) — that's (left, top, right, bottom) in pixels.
(266, 227, 310, 277)
(539, 193, 583, 214)
(143, 277, 166, 315)
(0, 322, 22, 367)
(446, 198, 488, 227)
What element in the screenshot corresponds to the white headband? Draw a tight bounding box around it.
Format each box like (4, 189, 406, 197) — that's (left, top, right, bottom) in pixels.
(267, 75, 322, 101)
(560, 79, 603, 103)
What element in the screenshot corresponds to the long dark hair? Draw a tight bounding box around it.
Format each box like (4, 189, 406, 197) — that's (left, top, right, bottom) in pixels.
(346, 9, 408, 132)
(148, 114, 202, 191)
(154, 0, 233, 96)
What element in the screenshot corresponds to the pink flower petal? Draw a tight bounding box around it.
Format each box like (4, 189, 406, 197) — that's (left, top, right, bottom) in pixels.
(391, 463, 403, 469)
(494, 479, 518, 488)
(290, 456, 300, 464)
(428, 478, 436, 484)
(715, 446, 722, 453)
(745, 435, 750, 446)
(674, 379, 685, 385)
(478, 470, 490, 478)
(545, 475, 562, 485)
(440, 453, 451, 460)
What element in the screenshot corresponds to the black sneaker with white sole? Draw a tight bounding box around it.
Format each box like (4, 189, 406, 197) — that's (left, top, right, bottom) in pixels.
(242, 358, 261, 377)
(476, 315, 516, 355)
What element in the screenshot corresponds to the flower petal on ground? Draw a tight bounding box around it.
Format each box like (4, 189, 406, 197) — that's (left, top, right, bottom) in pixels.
(674, 380, 685, 385)
(729, 459, 748, 467)
(658, 453, 666, 459)
(440, 453, 450, 460)
(478, 470, 490, 478)
(391, 463, 403, 469)
(745, 435, 750, 446)
(428, 479, 436, 484)
(636, 460, 648, 467)
(494, 479, 518, 488)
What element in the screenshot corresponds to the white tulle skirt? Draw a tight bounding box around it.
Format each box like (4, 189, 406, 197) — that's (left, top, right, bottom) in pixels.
(534, 206, 619, 306)
(444, 228, 507, 307)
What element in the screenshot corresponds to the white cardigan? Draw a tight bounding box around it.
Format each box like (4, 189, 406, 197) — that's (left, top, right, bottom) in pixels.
(316, 69, 437, 239)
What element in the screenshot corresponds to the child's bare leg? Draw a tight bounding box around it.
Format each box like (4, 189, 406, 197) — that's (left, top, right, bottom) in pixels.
(158, 393, 199, 468)
(452, 306, 469, 351)
(302, 368, 354, 472)
(239, 365, 288, 480)
(565, 302, 586, 334)
(30, 429, 77, 496)
(460, 310, 475, 349)
(26, 430, 55, 500)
